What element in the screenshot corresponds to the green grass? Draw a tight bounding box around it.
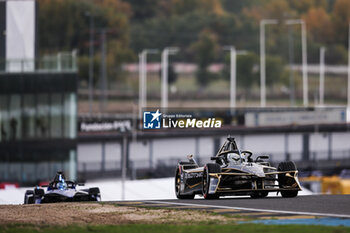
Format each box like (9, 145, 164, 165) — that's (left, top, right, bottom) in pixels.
(1, 224, 350, 233)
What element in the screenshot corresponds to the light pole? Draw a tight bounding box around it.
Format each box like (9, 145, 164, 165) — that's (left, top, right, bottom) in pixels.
(260, 19, 278, 107)
(319, 47, 326, 106)
(348, 23, 350, 109)
(224, 46, 247, 110)
(85, 12, 94, 114)
(121, 135, 127, 200)
(138, 49, 158, 119)
(286, 19, 308, 106)
(288, 25, 295, 106)
(100, 29, 107, 112)
(161, 47, 178, 109)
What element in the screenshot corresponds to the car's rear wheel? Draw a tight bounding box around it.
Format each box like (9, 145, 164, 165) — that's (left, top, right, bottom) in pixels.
(24, 190, 34, 204)
(175, 168, 195, 199)
(202, 164, 220, 199)
(278, 161, 298, 198)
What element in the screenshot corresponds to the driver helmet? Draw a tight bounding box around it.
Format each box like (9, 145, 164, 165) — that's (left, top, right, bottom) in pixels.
(227, 152, 241, 164)
(57, 174, 67, 190)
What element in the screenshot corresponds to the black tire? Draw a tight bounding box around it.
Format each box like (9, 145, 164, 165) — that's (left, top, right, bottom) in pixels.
(250, 191, 268, 198)
(278, 161, 298, 198)
(89, 187, 100, 195)
(89, 187, 101, 201)
(33, 188, 45, 204)
(175, 168, 195, 199)
(24, 190, 34, 204)
(278, 161, 297, 172)
(202, 163, 221, 199)
(34, 188, 45, 196)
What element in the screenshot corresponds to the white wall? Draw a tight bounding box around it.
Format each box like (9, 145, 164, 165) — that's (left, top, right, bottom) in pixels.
(332, 132, 350, 151)
(77, 143, 102, 163)
(104, 142, 121, 170)
(78, 132, 350, 169)
(244, 134, 284, 154)
(153, 138, 196, 160)
(129, 140, 149, 168)
(6, 0, 35, 71)
(198, 136, 214, 157)
(310, 133, 329, 160)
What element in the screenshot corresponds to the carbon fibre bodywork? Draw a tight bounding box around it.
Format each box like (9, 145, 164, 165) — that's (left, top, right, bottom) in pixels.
(175, 136, 301, 199)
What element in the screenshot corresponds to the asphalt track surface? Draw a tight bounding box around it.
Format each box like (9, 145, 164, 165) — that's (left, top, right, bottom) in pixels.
(147, 195, 350, 218)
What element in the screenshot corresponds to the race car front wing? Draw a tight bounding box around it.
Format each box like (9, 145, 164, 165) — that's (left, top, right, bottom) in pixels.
(207, 170, 301, 194)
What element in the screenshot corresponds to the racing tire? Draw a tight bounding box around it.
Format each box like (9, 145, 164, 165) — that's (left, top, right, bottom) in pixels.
(24, 190, 34, 204)
(89, 187, 101, 201)
(202, 163, 220, 199)
(33, 188, 44, 204)
(250, 191, 268, 198)
(175, 168, 195, 199)
(34, 188, 44, 196)
(278, 161, 298, 198)
(89, 187, 100, 195)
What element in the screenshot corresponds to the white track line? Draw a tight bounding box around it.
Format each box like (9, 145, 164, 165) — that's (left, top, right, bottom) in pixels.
(145, 200, 350, 219)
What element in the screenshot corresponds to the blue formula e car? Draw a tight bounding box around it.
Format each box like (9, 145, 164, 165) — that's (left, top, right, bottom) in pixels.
(24, 171, 101, 204)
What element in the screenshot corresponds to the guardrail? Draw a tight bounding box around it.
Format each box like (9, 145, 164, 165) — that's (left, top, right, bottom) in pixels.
(0, 51, 77, 73)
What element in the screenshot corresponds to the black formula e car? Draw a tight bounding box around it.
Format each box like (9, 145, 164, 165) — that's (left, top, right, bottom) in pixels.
(24, 171, 101, 204)
(175, 136, 301, 199)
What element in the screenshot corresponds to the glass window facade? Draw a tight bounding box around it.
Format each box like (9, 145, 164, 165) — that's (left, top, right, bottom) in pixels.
(37, 93, 49, 138)
(0, 95, 8, 142)
(0, 72, 77, 185)
(64, 93, 77, 139)
(9, 95, 21, 140)
(0, 92, 76, 141)
(50, 93, 63, 138)
(23, 94, 35, 139)
(0, 149, 75, 184)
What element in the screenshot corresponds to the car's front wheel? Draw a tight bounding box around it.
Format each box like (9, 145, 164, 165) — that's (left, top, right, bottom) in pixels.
(175, 168, 195, 199)
(202, 164, 220, 199)
(89, 187, 101, 201)
(278, 161, 299, 198)
(33, 188, 44, 204)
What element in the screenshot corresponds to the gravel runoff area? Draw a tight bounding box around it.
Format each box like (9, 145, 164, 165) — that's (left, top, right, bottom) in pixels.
(0, 203, 230, 226)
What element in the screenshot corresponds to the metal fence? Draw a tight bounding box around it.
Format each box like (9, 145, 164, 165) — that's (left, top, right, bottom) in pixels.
(0, 51, 77, 73)
(76, 149, 350, 181)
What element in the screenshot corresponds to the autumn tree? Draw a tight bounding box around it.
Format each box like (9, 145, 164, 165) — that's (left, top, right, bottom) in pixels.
(265, 56, 288, 86)
(222, 52, 259, 89)
(171, 0, 224, 16)
(289, 0, 328, 14)
(190, 29, 220, 88)
(38, 0, 133, 86)
(303, 7, 333, 44)
(332, 0, 350, 46)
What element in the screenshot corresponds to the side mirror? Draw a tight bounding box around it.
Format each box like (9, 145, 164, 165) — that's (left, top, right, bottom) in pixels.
(187, 154, 193, 160)
(210, 156, 218, 161)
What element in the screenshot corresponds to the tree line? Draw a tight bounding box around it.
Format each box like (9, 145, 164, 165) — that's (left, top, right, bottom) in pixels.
(38, 0, 350, 88)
